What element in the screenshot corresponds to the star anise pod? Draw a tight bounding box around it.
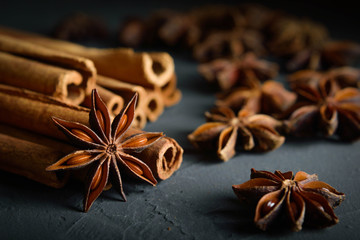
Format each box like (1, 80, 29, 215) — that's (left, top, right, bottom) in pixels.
(232, 168, 345, 231)
(286, 70, 360, 141)
(46, 89, 163, 212)
(188, 107, 284, 161)
(216, 80, 297, 117)
(288, 67, 360, 90)
(198, 53, 279, 91)
(267, 17, 328, 57)
(287, 41, 360, 71)
(52, 12, 108, 41)
(193, 29, 266, 63)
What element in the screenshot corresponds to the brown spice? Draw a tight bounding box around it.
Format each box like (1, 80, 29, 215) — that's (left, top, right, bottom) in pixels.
(232, 168, 345, 231)
(188, 107, 284, 161)
(216, 80, 297, 117)
(46, 89, 163, 212)
(198, 53, 279, 91)
(286, 70, 360, 141)
(52, 12, 108, 41)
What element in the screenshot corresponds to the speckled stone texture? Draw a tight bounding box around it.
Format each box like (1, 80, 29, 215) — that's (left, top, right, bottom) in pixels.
(0, 1, 359, 239)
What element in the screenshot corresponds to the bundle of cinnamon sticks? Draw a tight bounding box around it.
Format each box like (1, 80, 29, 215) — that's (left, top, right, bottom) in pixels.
(0, 26, 183, 189)
(0, 26, 182, 128)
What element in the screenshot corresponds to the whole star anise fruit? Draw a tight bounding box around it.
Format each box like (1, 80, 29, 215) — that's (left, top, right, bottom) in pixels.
(216, 80, 297, 117)
(285, 71, 360, 141)
(188, 107, 284, 161)
(198, 52, 279, 91)
(47, 89, 163, 212)
(232, 168, 345, 231)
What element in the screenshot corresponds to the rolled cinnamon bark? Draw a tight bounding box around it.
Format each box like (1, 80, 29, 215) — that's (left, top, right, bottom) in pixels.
(96, 75, 148, 128)
(82, 85, 124, 117)
(144, 88, 165, 122)
(0, 34, 96, 96)
(0, 85, 183, 179)
(124, 128, 183, 180)
(0, 84, 89, 141)
(153, 73, 182, 107)
(0, 51, 85, 104)
(0, 26, 174, 88)
(0, 124, 73, 188)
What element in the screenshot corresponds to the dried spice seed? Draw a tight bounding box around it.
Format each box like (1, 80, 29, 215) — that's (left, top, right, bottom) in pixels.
(47, 90, 163, 212)
(232, 169, 345, 231)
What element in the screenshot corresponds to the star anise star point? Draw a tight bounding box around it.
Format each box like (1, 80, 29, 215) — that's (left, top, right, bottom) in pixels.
(46, 89, 163, 212)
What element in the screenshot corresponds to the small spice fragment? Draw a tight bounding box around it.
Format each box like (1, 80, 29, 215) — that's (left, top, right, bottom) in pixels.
(198, 53, 279, 91)
(232, 168, 345, 231)
(188, 107, 284, 161)
(286, 69, 360, 141)
(46, 89, 163, 212)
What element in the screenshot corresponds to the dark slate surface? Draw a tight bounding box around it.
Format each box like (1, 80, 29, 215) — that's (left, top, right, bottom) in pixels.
(0, 1, 359, 239)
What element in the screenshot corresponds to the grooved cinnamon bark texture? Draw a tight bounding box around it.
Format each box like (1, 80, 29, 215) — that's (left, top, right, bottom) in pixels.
(0, 51, 84, 104)
(0, 124, 74, 188)
(0, 26, 174, 88)
(0, 34, 96, 98)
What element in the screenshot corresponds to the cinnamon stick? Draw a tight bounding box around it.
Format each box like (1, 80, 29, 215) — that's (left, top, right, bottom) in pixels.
(96, 75, 148, 127)
(0, 51, 85, 104)
(153, 73, 182, 107)
(0, 34, 96, 96)
(0, 84, 89, 141)
(124, 128, 183, 180)
(0, 124, 73, 188)
(144, 88, 165, 122)
(0, 26, 174, 88)
(82, 85, 124, 117)
(0, 85, 183, 179)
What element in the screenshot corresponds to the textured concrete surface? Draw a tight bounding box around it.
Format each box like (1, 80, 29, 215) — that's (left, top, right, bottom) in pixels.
(0, 1, 359, 239)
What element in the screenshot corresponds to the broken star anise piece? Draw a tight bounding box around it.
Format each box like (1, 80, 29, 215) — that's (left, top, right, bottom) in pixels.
(286, 71, 360, 141)
(46, 89, 163, 212)
(198, 52, 279, 91)
(188, 107, 284, 161)
(232, 168, 345, 231)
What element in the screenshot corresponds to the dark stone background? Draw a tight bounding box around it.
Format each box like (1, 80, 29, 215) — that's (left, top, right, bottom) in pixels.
(0, 1, 359, 239)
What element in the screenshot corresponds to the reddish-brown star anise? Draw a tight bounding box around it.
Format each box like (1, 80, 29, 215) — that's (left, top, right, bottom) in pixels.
(46, 89, 163, 212)
(216, 80, 297, 117)
(193, 29, 266, 63)
(287, 41, 360, 71)
(198, 53, 279, 91)
(232, 168, 345, 231)
(188, 107, 284, 161)
(288, 67, 360, 90)
(267, 17, 328, 57)
(286, 70, 360, 141)
(52, 12, 108, 41)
